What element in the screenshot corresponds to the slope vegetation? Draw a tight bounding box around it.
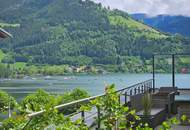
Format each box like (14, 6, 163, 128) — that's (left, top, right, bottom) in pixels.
(0, 0, 189, 66)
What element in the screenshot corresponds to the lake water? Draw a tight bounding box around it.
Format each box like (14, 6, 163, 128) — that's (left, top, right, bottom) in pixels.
(0, 73, 190, 101)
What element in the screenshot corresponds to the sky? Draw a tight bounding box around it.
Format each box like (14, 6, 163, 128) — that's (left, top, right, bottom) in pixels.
(92, 0, 190, 17)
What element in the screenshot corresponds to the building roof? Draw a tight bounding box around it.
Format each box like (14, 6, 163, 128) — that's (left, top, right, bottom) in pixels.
(0, 28, 12, 38)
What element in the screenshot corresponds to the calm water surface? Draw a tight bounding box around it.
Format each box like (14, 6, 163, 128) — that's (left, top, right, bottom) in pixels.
(0, 73, 190, 101)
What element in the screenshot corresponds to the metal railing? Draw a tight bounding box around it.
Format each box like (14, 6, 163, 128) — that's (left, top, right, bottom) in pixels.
(26, 79, 153, 129)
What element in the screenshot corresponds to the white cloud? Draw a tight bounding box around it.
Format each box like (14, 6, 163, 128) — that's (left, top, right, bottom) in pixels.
(92, 0, 190, 16)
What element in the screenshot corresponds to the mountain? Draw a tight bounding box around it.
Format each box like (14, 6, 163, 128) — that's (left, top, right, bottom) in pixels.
(131, 13, 190, 37)
(0, 0, 190, 66)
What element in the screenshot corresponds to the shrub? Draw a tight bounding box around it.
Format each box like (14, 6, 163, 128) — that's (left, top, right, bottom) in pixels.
(0, 90, 17, 112)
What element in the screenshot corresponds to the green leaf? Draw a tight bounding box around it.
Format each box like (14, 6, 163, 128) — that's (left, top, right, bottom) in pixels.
(181, 115, 187, 121)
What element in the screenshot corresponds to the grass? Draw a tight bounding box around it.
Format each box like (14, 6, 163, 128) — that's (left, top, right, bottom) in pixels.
(108, 15, 157, 32)
(0, 23, 20, 28)
(0, 50, 26, 69)
(179, 57, 190, 64)
(108, 15, 167, 39)
(3, 62, 27, 69)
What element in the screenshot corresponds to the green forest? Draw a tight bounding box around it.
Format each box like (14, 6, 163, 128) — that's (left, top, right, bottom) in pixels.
(1, 0, 190, 75)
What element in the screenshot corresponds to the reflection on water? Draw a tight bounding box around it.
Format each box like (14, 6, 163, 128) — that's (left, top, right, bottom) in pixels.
(0, 74, 190, 101)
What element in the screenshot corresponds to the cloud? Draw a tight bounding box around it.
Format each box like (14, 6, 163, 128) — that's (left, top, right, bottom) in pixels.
(92, 0, 190, 17)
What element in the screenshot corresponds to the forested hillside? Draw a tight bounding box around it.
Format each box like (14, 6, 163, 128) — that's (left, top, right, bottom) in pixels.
(0, 0, 190, 66)
(131, 13, 190, 37)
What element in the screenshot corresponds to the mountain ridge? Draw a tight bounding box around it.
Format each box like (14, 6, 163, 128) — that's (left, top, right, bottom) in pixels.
(0, 0, 190, 66)
(131, 13, 190, 37)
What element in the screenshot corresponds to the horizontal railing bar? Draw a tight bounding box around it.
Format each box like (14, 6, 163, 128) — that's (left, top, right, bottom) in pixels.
(65, 111, 81, 117)
(28, 79, 153, 118)
(154, 53, 190, 56)
(178, 88, 190, 90)
(116, 79, 153, 93)
(28, 94, 104, 118)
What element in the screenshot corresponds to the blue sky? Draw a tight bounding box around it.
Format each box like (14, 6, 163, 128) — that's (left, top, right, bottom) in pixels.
(92, 0, 190, 17)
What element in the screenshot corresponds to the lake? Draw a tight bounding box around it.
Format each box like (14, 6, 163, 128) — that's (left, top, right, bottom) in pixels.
(0, 73, 190, 101)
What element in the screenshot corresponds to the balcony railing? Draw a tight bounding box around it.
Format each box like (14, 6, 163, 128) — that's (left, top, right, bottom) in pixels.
(26, 79, 153, 129)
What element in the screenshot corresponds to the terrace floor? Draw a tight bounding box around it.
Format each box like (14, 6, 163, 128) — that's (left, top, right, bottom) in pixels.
(155, 89, 190, 130)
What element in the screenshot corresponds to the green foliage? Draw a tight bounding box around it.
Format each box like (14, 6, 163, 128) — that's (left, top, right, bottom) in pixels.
(1, 86, 190, 130)
(1, 0, 190, 67)
(2, 116, 27, 130)
(179, 57, 190, 64)
(158, 117, 181, 130)
(20, 89, 61, 113)
(0, 23, 20, 28)
(2, 89, 89, 130)
(82, 85, 141, 129)
(0, 49, 6, 62)
(19, 88, 89, 116)
(1, 54, 14, 64)
(39, 65, 69, 75)
(0, 63, 13, 78)
(61, 88, 89, 114)
(181, 115, 187, 121)
(0, 90, 17, 112)
(6, 64, 70, 76)
(55, 118, 88, 130)
(62, 88, 89, 103)
(108, 15, 161, 34)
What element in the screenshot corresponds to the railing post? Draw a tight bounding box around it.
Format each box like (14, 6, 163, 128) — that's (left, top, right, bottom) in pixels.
(81, 110, 85, 123)
(148, 81, 151, 93)
(130, 89, 133, 95)
(153, 55, 155, 93)
(146, 83, 148, 92)
(21, 118, 33, 130)
(151, 80, 153, 92)
(138, 86, 140, 94)
(118, 94, 121, 104)
(134, 88, 137, 95)
(144, 83, 147, 92)
(141, 85, 144, 93)
(125, 92, 127, 105)
(97, 106, 101, 129)
(144, 84, 147, 92)
(172, 54, 175, 88)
